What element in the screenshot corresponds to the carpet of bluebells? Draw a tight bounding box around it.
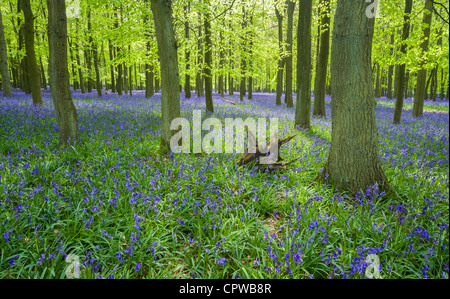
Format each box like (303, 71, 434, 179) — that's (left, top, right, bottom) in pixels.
(0, 88, 448, 279)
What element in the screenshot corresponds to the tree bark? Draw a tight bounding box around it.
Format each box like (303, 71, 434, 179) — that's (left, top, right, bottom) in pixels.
(0, 8, 13, 96)
(393, 0, 413, 124)
(284, 0, 295, 108)
(184, 4, 191, 99)
(312, 0, 330, 117)
(323, 0, 389, 194)
(387, 34, 394, 99)
(412, 0, 433, 117)
(204, 2, 214, 113)
(275, 7, 284, 105)
(295, 0, 312, 129)
(47, 0, 79, 144)
(21, 0, 43, 105)
(150, 0, 181, 152)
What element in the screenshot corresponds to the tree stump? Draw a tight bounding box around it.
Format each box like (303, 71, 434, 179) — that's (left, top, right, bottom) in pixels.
(236, 125, 299, 171)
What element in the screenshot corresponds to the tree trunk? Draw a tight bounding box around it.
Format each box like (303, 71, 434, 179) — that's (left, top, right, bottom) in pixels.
(413, 0, 433, 117)
(109, 39, 115, 93)
(204, 2, 214, 113)
(0, 8, 13, 96)
(240, 0, 247, 102)
(275, 7, 284, 105)
(47, 0, 79, 144)
(284, 0, 295, 108)
(195, 12, 203, 97)
(323, 0, 389, 194)
(393, 0, 412, 124)
(387, 34, 395, 99)
(295, 0, 312, 129)
(184, 4, 191, 99)
(248, 14, 253, 100)
(312, 0, 330, 117)
(90, 10, 102, 98)
(150, 0, 181, 152)
(21, 0, 43, 105)
(375, 61, 381, 98)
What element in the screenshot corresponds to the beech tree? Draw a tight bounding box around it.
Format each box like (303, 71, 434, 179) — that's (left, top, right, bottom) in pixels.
(150, 0, 181, 152)
(393, 0, 413, 124)
(413, 0, 433, 117)
(295, 0, 312, 129)
(21, 0, 42, 105)
(322, 0, 389, 194)
(47, 0, 79, 144)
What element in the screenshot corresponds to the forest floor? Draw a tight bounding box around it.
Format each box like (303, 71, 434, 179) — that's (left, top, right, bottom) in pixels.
(0, 89, 448, 279)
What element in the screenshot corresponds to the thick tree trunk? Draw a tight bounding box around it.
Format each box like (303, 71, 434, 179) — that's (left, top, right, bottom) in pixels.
(295, 0, 312, 129)
(312, 0, 330, 117)
(150, 0, 181, 152)
(0, 9, 13, 96)
(393, 0, 413, 124)
(21, 0, 43, 105)
(275, 7, 284, 106)
(284, 0, 295, 108)
(47, 0, 79, 144)
(323, 0, 389, 194)
(413, 0, 433, 117)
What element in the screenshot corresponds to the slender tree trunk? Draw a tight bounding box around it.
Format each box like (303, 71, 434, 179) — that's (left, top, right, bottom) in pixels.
(240, 0, 247, 102)
(284, 0, 295, 108)
(219, 31, 225, 98)
(248, 14, 253, 100)
(184, 4, 191, 99)
(150, 0, 181, 152)
(413, 0, 433, 117)
(322, 0, 389, 194)
(108, 39, 115, 93)
(0, 9, 13, 96)
(387, 34, 395, 99)
(21, 0, 43, 105)
(195, 12, 203, 97)
(204, 2, 214, 113)
(295, 0, 312, 129)
(393, 0, 412, 124)
(47, 0, 78, 144)
(375, 62, 381, 98)
(312, 0, 330, 117)
(275, 7, 284, 105)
